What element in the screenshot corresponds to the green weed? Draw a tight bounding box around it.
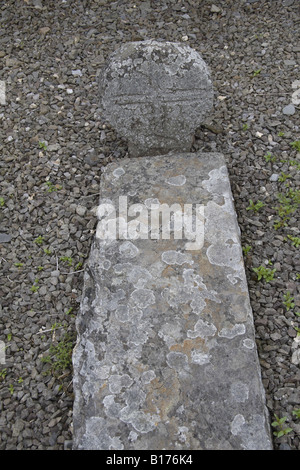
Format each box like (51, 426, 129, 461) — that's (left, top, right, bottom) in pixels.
(272, 414, 292, 438)
(252, 69, 261, 77)
(264, 152, 277, 163)
(60, 256, 73, 266)
(273, 188, 300, 229)
(45, 181, 62, 192)
(253, 265, 276, 282)
(247, 199, 265, 212)
(283, 291, 295, 311)
(289, 159, 300, 171)
(292, 408, 300, 419)
(41, 332, 76, 375)
(290, 140, 300, 152)
(34, 235, 44, 246)
(39, 141, 47, 150)
(242, 245, 252, 255)
(14, 262, 24, 268)
(286, 235, 300, 248)
(30, 279, 39, 293)
(0, 369, 7, 381)
(278, 172, 291, 183)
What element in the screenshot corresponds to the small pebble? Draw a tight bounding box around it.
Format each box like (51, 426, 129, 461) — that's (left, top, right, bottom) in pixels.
(282, 104, 295, 115)
(270, 174, 279, 182)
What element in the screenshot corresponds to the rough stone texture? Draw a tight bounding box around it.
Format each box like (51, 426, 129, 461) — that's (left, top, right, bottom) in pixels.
(72, 153, 273, 450)
(2, 1, 300, 451)
(100, 41, 213, 157)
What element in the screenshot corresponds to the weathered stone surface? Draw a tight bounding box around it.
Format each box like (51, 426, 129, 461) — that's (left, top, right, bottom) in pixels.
(72, 152, 273, 450)
(100, 41, 213, 157)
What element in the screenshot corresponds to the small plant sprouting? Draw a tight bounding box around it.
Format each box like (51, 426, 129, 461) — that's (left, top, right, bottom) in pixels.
(9, 384, 14, 395)
(0, 197, 5, 207)
(278, 172, 291, 183)
(41, 332, 76, 376)
(43, 248, 52, 255)
(294, 325, 300, 337)
(271, 414, 292, 438)
(253, 265, 276, 282)
(290, 159, 300, 171)
(60, 256, 73, 267)
(274, 219, 286, 230)
(246, 199, 265, 212)
(286, 235, 300, 248)
(242, 123, 249, 131)
(273, 188, 300, 230)
(292, 408, 300, 419)
(45, 181, 62, 193)
(30, 279, 39, 293)
(264, 152, 277, 163)
(14, 262, 24, 268)
(242, 245, 251, 255)
(39, 141, 47, 150)
(34, 235, 44, 246)
(290, 140, 300, 152)
(252, 69, 261, 77)
(278, 131, 285, 137)
(0, 369, 7, 380)
(283, 291, 295, 311)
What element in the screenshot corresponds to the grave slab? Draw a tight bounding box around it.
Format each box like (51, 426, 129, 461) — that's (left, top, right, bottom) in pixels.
(72, 152, 273, 450)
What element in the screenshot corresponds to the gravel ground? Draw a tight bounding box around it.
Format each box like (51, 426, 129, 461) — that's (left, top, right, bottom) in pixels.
(0, 0, 299, 451)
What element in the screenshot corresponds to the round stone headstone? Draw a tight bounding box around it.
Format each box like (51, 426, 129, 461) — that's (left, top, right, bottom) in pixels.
(100, 40, 213, 157)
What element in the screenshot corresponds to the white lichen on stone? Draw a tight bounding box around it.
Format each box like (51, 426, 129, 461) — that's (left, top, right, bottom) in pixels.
(166, 351, 189, 371)
(243, 338, 255, 349)
(108, 374, 134, 394)
(119, 241, 139, 258)
(230, 382, 249, 403)
(141, 370, 156, 384)
(191, 350, 211, 365)
(113, 167, 125, 178)
(161, 250, 193, 265)
(176, 426, 189, 443)
(218, 324, 246, 339)
(165, 175, 186, 186)
(187, 318, 217, 339)
(130, 288, 156, 308)
(231, 414, 245, 436)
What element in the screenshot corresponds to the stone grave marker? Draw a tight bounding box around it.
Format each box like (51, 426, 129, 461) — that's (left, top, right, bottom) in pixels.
(72, 41, 273, 450)
(100, 41, 213, 157)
